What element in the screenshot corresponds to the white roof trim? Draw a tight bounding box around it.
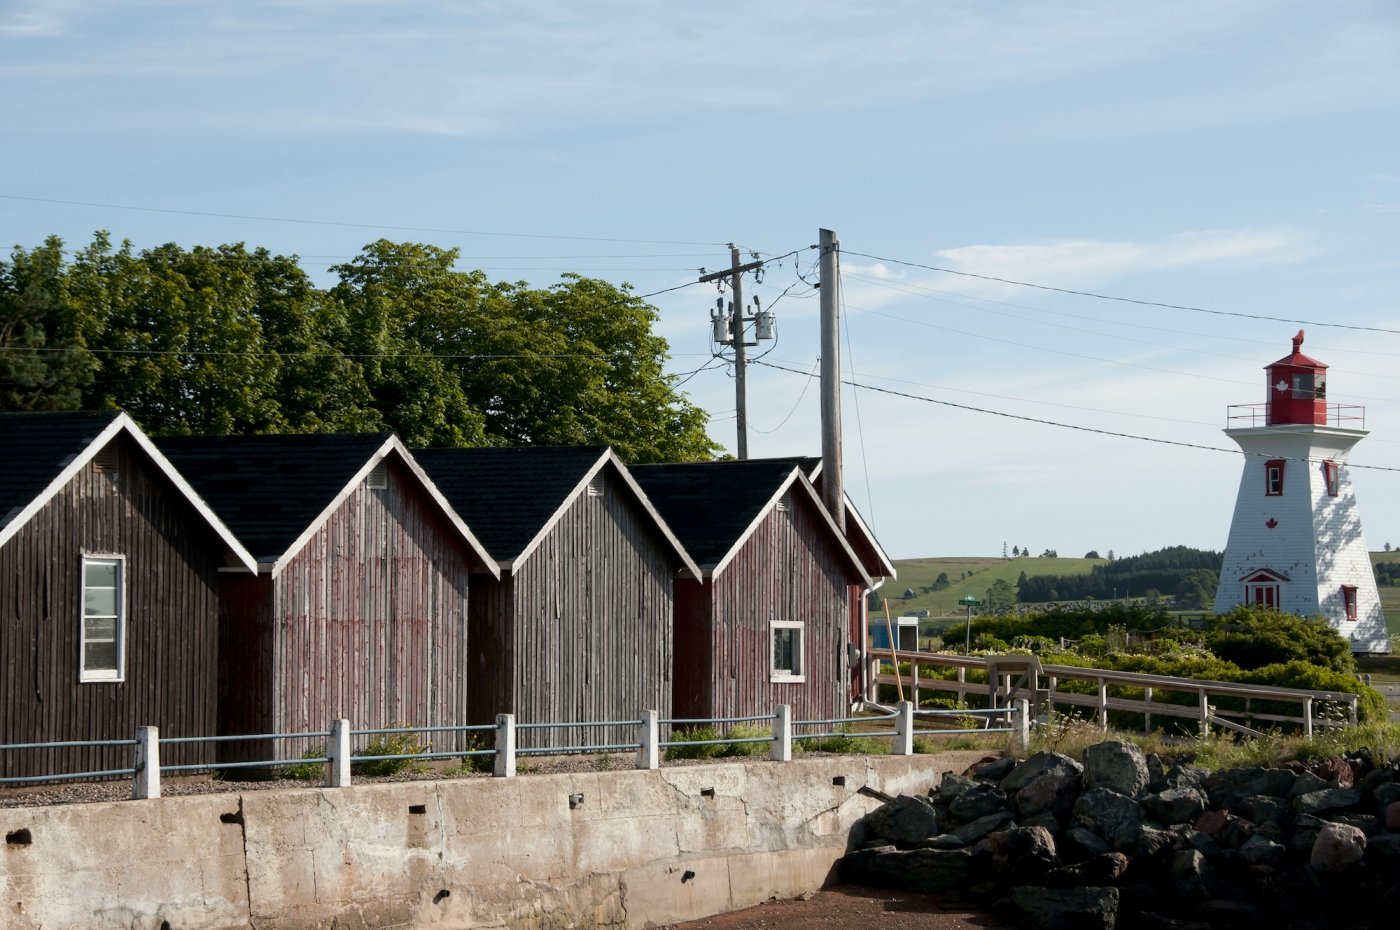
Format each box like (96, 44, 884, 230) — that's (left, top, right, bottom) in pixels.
(710, 471, 873, 587)
(269, 436, 500, 580)
(0, 413, 258, 572)
(780, 458, 895, 580)
(511, 449, 701, 579)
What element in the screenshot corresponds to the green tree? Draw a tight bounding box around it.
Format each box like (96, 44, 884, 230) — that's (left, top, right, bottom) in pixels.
(0, 236, 95, 410)
(984, 578, 1016, 612)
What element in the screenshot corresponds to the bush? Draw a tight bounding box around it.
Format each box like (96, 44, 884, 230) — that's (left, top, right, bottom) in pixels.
(1203, 606, 1355, 674)
(665, 724, 773, 760)
(352, 731, 429, 777)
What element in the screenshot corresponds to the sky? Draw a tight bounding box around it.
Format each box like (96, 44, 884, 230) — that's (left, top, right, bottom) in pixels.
(3, 0, 1399, 561)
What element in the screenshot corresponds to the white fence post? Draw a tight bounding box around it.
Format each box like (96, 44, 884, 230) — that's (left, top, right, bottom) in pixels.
(133, 726, 160, 800)
(1096, 678, 1108, 731)
(1198, 690, 1210, 737)
(637, 710, 659, 770)
(771, 705, 792, 762)
(495, 713, 516, 778)
(893, 701, 914, 755)
(326, 719, 351, 788)
(1011, 699, 1030, 757)
(1302, 697, 1314, 738)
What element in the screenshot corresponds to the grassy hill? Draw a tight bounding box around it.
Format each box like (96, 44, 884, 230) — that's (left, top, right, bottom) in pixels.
(882, 555, 1103, 632)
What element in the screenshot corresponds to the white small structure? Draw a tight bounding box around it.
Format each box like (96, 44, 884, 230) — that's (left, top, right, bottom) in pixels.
(1213, 331, 1390, 653)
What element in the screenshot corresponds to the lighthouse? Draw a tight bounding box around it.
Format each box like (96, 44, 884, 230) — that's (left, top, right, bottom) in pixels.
(1213, 331, 1390, 653)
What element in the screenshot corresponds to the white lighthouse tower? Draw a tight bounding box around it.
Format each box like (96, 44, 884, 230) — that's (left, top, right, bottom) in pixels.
(1213, 331, 1390, 653)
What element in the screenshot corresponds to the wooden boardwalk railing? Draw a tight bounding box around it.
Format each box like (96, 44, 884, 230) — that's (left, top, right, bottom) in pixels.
(867, 649, 1359, 737)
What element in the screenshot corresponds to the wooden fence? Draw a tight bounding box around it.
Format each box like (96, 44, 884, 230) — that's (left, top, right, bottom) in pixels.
(868, 649, 1359, 738)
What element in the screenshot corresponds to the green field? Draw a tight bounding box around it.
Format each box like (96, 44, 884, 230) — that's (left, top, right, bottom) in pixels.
(885, 552, 1400, 652)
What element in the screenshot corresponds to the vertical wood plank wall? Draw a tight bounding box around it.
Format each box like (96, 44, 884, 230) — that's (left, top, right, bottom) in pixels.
(700, 497, 852, 724)
(254, 457, 473, 757)
(0, 435, 223, 779)
(471, 467, 675, 748)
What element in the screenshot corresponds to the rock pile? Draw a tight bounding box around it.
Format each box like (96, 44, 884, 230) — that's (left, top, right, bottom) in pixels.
(842, 744, 1400, 930)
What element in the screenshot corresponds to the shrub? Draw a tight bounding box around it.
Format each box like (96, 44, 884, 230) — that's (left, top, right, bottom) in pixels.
(352, 731, 429, 777)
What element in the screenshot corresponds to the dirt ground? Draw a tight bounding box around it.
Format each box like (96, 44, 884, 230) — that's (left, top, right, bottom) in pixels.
(664, 885, 1009, 930)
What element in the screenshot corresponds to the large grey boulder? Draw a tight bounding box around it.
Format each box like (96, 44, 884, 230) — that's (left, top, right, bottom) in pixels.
(989, 825, 1058, 881)
(1235, 794, 1290, 827)
(1005, 885, 1120, 930)
(1237, 833, 1286, 867)
(1002, 752, 1084, 792)
(864, 846, 991, 892)
(1141, 786, 1206, 825)
(949, 783, 1009, 822)
(1292, 787, 1361, 815)
(936, 772, 977, 802)
(863, 794, 939, 845)
(1310, 822, 1366, 872)
(1083, 741, 1149, 798)
(951, 810, 1015, 845)
(1009, 753, 1085, 820)
(1072, 787, 1144, 849)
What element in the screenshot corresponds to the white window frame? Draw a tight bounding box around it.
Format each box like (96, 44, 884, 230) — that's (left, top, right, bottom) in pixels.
(80, 554, 126, 683)
(769, 620, 806, 683)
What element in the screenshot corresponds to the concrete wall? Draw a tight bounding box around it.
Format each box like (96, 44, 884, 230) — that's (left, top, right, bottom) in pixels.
(0, 752, 987, 930)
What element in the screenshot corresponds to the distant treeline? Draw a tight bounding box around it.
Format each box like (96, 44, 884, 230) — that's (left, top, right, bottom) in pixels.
(1375, 562, 1400, 586)
(1016, 545, 1222, 607)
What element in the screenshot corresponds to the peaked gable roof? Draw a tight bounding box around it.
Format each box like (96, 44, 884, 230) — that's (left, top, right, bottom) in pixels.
(157, 432, 496, 577)
(414, 445, 698, 576)
(630, 460, 870, 585)
(0, 410, 256, 570)
(741, 455, 896, 580)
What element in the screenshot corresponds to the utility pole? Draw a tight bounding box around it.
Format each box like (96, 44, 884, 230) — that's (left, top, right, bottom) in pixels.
(819, 228, 845, 532)
(698, 245, 767, 459)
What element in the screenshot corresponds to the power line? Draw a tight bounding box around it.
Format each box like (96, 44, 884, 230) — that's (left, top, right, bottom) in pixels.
(1, 193, 728, 247)
(752, 358, 1400, 474)
(844, 249, 1400, 337)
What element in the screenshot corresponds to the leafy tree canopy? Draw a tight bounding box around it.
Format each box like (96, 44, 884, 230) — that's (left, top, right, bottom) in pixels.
(1, 234, 718, 461)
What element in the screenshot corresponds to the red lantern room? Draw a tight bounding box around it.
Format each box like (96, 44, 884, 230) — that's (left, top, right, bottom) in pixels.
(1266, 330, 1327, 426)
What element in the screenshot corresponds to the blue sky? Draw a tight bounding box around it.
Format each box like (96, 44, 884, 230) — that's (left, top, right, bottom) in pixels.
(3, 1, 1399, 561)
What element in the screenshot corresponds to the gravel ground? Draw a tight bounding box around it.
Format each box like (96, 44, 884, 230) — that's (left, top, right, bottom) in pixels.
(663, 885, 1009, 930)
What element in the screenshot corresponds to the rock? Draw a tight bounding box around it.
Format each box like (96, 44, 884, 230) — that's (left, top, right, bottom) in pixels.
(913, 833, 966, 850)
(1387, 800, 1400, 831)
(1235, 794, 1290, 827)
(864, 846, 992, 891)
(1366, 833, 1400, 859)
(1061, 827, 1111, 861)
(1314, 755, 1356, 788)
(1193, 898, 1261, 928)
(1083, 741, 1149, 798)
(949, 783, 1009, 822)
(1161, 763, 1205, 791)
(1193, 808, 1229, 836)
(1310, 822, 1366, 872)
(1005, 885, 1119, 930)
(989, 825, 1058, 880)
(863, 794, 940, 845)
(1121, 824, 1175, 860)
(1292, 787, 1361, 816)
(1007, 754, 1086, 822)
(1237, 833, 1286, 867)
(1146, 752, 1167, 792)
(951, 810, 1014, 845)
(969, 756, 1018, 782)
(1020, 811, 1061, 836)
(1372, 781, 1400, 807)
(1072, 788, 1143, 849)
(1243, 767, 1299, 798)
(1141, 786, 1206, 825)
(936, 772, 976, 802)
(1045, 852, 1129, 887)
(1288, 770, 1331, 797)
(1170, 848, 1210, 879)
(1327, 812, 1378, 836)
(1002, 751, 1083, 792)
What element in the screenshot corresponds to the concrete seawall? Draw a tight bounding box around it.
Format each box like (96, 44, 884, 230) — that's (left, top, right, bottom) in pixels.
(1, 752, 986, 930)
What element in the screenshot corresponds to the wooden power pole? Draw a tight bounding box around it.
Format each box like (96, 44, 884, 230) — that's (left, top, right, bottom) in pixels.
(697, 245, 764, 459)
(819, 228, 845, 532)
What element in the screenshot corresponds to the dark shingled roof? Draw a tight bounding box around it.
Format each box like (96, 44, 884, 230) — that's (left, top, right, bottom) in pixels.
(156, 433, 393, 563)
(0, 410, 123, 531)
(629, 461, 799, 570)
(414, 446, 608, 563)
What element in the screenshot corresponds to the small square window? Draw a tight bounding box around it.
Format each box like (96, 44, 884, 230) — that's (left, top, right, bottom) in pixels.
(1264, 459, 1285, 496)
(770, 620, 805, 683)
(81, 556, 125, 682)
(1323, 461, 1339, 497)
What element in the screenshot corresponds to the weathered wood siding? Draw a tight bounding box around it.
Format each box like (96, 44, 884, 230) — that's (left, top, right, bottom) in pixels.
(671, 580, 715, 721)
(240, 457, 473, 757)
(0, 434, 223, 779)
(700, 496, 853, 723)
(470, 467, 675, 747)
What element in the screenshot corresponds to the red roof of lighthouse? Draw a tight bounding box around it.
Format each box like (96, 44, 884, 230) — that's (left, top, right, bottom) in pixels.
(1267, 329, 1327, 370)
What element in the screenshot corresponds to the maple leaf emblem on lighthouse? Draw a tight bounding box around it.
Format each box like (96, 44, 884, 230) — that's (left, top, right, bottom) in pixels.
(1266, 518, 1278, 529)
